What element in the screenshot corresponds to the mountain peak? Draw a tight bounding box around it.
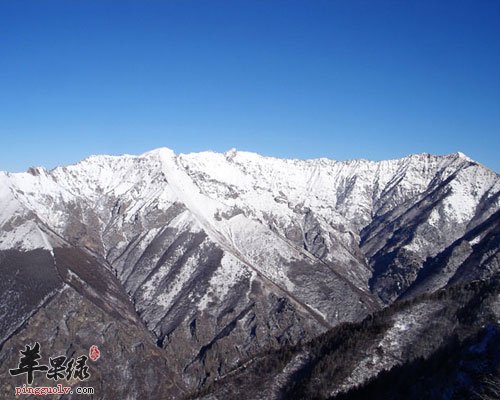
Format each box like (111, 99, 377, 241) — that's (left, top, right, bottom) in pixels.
(141, 146, 176, 159)
(224, 147, 238, 160)
(454, 151, 473, 161)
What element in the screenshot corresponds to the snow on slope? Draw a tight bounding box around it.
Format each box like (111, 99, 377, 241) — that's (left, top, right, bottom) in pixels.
(0, 172, 54, 252)
(0, 148, 498, 277)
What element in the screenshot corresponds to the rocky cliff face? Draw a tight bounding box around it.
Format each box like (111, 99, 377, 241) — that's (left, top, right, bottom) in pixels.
(0, 148, 498, 399)
(195, 278, 500, 400)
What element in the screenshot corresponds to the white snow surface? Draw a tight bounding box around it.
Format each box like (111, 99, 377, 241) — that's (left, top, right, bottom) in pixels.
(0, 148, 497, 259)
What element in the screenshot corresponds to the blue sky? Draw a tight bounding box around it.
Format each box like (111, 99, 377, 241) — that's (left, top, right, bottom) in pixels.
(1, 0, 499, 172)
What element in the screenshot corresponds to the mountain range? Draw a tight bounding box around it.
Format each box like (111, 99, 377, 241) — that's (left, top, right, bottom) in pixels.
(0, 148, 498, 399)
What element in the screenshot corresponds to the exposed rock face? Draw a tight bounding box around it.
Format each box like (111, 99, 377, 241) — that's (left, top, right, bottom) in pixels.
(0, 148, 498, 398)
(196, 279, 500, 400)
(0, 248, 185, 399)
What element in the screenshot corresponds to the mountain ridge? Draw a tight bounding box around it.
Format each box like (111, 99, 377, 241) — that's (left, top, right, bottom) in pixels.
(0, 147, 498, 398)
(3, 148, 489, 175)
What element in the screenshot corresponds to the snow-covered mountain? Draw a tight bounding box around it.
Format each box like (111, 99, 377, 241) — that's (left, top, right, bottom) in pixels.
(0, 148, 498, 398)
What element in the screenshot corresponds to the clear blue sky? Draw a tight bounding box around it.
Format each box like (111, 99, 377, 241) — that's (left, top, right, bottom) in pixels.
(1, 0, 499, 172)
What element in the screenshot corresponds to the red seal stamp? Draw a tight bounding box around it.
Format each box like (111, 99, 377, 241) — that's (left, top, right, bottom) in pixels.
(89, 345, 100, 362)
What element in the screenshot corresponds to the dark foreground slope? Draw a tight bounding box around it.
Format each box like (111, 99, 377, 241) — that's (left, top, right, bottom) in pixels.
(0, 247, 186, 399)
(334, 325, 499, 400)
(192, 278, 499, 400)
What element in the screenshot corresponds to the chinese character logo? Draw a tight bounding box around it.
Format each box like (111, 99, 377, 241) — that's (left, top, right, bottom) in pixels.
(9, 343, 95, 385)
(9, 342, 48, 384)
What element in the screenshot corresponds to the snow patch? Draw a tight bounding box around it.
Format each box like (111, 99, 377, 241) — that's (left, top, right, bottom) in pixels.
(198, 252, 250, 312)
(0, 221, 53, 252)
